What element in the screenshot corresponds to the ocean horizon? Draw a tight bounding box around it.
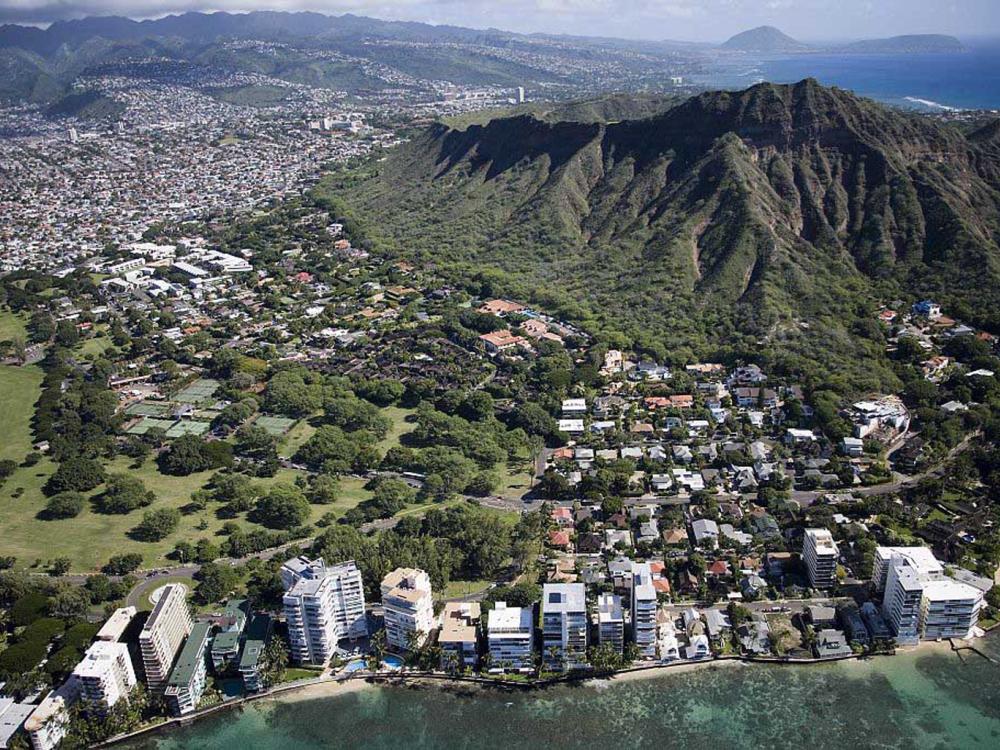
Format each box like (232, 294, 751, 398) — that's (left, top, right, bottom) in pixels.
(698, 37, 1000, 111)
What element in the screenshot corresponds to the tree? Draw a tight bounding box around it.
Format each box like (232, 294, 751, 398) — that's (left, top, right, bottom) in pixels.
(96, 474, 155, 514)
(254, 484, 311, 530)
(48, 558, 71, 576)
(159, 435, 233, 475)
(130, 508, 180, 542)
(102, 553, 143, 576)
(308, 474, 340, 504)
(44, 457, 105, 495)
(194, 562, 241, 604)
(260, 637, 289, 688)
(42, 491, 86, 519)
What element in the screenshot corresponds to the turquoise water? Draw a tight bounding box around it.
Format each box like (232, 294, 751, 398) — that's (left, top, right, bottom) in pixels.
(699, 39, 1000, 110)
(124, 636, 1000, 750)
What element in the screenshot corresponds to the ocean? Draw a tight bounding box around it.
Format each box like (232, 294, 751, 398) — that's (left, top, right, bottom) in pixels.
(122, 636, 1000, 749)
(695, 38, 1000, 111)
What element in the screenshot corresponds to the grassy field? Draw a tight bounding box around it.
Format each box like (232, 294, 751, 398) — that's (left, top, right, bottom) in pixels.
(437, 579, 492, 601)
(0, 311, 27, 343)
(0, 364, 40, 462)
(0, 375, 435, 573)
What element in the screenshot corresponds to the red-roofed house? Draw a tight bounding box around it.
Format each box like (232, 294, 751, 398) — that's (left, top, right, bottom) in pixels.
(480, 330, 527, 353)
(551, 507, 574, 527)
(548, 530, 572, 549)
(707, 560, 730, 577)
(478, 299, 526, 317)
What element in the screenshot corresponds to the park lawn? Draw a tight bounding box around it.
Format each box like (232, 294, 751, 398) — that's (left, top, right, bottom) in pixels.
(381, 406, 416, 448)
(78, 334, 117, 359)
(0, 364, 43, 462)
(0, 311, 27, 342)
(0, 448, 370, 573)
(279, 417, 318, 459)
(437, 579, 492, 601)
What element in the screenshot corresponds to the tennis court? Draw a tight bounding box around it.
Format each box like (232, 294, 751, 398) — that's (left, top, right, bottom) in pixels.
(174, 378, 220, 404)
(255, 415, 297, 436)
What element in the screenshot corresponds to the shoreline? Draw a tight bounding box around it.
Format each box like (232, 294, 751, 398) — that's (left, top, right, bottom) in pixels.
(102, 635, 993, 747)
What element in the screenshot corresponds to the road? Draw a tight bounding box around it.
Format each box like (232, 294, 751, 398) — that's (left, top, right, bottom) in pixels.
(791, 431, 979, 506)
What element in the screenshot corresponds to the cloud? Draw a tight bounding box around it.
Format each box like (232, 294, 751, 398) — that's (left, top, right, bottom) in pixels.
(0, 0, 996, 41)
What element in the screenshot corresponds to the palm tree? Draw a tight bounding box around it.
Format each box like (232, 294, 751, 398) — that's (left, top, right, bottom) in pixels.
(368, 629, 387, 671)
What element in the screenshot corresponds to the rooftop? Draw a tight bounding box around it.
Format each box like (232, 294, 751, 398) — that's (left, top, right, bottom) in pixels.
(166, 622, 212, 689)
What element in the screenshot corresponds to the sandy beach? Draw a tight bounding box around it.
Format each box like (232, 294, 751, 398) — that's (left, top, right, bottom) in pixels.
(268, 677, 374, 704)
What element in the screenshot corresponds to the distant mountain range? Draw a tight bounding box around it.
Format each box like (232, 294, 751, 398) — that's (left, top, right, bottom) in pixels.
(336, 79, 1000, 390)
(721, 25, 965, 55)
(0, 11, 695, 106)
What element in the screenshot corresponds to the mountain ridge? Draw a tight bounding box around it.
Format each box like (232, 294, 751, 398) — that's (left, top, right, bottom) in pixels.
(330, 80, 1000, 389)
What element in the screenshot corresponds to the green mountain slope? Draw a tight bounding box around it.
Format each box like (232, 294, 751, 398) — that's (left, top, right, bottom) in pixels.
(330, 80, 1000, 391)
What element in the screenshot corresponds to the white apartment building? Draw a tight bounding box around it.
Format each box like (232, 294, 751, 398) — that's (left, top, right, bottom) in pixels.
(72, 641, 137, 716)
(631, 562, 658, 660)
(878, 547, 983, 645)
(282, 557, 367, 665)
(139, 583, 193, 691)
(381, 567, 435, 651)
(164, 622, 212, 716)
(803, 528, 839, 589)
(542, 583, 588, 670)
(24, 680, 81, 750)
(439, 601, 481, 669)
(487, 602, 535, 673)
(596, 593, 624, 654)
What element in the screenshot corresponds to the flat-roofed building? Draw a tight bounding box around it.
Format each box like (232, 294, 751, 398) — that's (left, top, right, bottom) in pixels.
(96, 606, 137, 642)
(879, 547, 983, 644)
(596, 593, 624, 654)
(210, 599, 251, 670)
(542, 583, 588, 670)
(139, 583, 193, 691)
(631, 562, 658, 660)
(803, 528, 839, 589)
(239, 614, 274, 693)
(0, 697, 35, 750)
(439, 602, 481, 670)
(381, 568, 435, 652)
(487, 603, 534, 673)
(72, 641, 137, 716)
(24, 680, 81, 750)
(164, 622, 212, 716)
(282, 557, 367, 665)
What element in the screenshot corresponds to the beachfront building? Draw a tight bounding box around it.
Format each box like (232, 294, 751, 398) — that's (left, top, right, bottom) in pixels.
(542, 583, 588, 670)
(876, 547, 983, 645)
(803, 528, 839, 589)
(139, 583, 193, 691)
(487, 602, 535, 673)
(439, 602, 481, 670)
(381, 568, 435, 652)
(210, 599, 251, 670)
(239, 614, 274, 693)
(23, 680, 81, 750)
(281, 557, 367, 665)
(596, 593, 624, 654)
(72, 641, 137, 716)
(164, 622, 212, 716)
(0, 696, 34, 750)
(631, 562, 658, 659)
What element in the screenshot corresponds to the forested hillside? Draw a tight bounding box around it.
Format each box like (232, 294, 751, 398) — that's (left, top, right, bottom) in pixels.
(331, 79, 1000, 394)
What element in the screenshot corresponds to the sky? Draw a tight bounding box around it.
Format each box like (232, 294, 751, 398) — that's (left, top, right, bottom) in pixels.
(1, 0, 999, 42)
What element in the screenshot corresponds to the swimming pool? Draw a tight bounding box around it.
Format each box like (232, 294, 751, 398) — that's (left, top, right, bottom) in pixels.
(381, 655, 404, 670)
(343, 659, 367, 673)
